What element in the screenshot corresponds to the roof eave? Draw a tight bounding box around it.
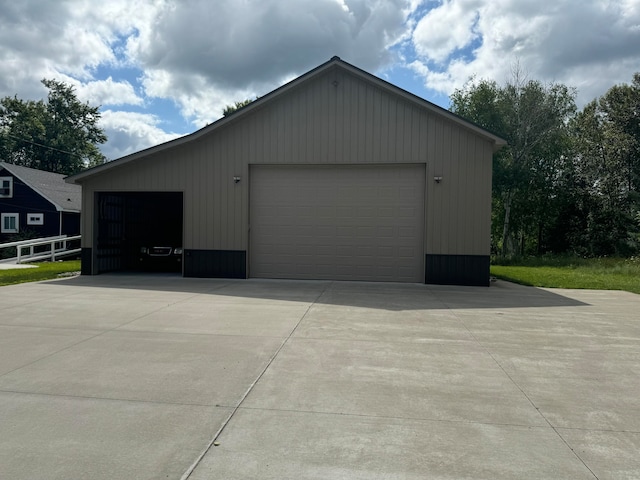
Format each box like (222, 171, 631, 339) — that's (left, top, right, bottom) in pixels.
(333, 61, 508, 148)
(66, 58, 343, 184)
(66, 57, 507, 184)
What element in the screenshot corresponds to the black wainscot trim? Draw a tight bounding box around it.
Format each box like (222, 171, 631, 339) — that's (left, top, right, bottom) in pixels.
(425, 254, 490, 286)
(184, 249, 246, 278)
(81, 248, 93, 275)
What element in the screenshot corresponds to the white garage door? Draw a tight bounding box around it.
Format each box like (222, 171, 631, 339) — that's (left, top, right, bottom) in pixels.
(250, 164, 425, 282)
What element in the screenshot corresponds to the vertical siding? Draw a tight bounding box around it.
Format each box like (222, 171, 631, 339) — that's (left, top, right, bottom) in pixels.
(430, 117, 444, 253)
(449, 126, 460, 255)
(80, 64, 495, 262)
(425, 126, 493, 256)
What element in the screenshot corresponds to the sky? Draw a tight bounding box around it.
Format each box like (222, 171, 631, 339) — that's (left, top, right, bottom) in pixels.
(0, 0, 638, 161)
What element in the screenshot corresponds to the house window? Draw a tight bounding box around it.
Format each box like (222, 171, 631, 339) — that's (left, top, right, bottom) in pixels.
(1, 213, 19, 233)
(0, 177, 13, 197)
(27, 213, 44, 225)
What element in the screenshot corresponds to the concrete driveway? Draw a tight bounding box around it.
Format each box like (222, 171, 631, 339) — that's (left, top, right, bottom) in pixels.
(0, 274, 638, 479)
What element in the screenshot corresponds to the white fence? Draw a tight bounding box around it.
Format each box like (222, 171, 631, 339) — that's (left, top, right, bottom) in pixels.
(0, 235, 81, 264)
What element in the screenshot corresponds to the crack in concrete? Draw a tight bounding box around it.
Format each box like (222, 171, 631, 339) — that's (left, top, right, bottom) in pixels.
(179, 281, 333, 480)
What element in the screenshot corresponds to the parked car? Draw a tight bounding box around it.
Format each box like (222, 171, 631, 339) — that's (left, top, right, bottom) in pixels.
(139, 246, 182, 271)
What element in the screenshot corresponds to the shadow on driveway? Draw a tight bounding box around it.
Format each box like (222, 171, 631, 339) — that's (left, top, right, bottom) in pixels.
(41, 273, 589, 310)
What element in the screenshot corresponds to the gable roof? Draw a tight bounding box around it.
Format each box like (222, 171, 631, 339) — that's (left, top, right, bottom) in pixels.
(0, 162, 81, 212)
(67, 57, 507, 184)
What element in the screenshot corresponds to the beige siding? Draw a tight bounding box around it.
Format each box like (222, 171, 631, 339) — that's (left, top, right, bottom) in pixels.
(424, 125, 492, 256)
(80, 64, 494, 268)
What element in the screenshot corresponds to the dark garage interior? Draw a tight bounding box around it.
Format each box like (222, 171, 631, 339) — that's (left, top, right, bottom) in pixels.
(95, 192, 183, 273)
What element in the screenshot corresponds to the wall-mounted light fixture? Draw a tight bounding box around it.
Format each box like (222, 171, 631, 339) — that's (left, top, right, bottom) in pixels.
(233, 176, 241, 184)
(434, 176, 443, 183)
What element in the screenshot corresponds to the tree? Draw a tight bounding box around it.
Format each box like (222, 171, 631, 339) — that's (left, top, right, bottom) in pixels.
(450, 71, 577, 257)
(222, 98, 256, 117)
(568, 73, 640, 255)
(0, 79, 107, 175)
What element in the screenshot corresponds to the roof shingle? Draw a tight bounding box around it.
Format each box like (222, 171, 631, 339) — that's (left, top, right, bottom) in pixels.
(0, 162, 81, 212)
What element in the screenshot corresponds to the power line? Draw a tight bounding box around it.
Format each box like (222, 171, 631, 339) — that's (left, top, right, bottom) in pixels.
(4, 133, 81, 158)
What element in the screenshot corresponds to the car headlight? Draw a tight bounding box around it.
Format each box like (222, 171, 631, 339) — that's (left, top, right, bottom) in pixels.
(140, 247, 148, 254)
(174, 248, 183, 255)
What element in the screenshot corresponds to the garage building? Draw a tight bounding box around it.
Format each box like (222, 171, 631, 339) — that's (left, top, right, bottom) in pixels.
(67, 57, 506, 286)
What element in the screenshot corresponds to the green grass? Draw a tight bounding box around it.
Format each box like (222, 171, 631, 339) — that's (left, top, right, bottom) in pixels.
(491, 256, 640, 294)
(0, 260, 81, 286)
(2, 257, 639, 294)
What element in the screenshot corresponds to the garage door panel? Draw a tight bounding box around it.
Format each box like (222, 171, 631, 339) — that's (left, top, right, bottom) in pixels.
(356, 206, 377, 218)
(399, 246, 418, 258)
(315, 206, 335, 217)
(336, 226, 356, 236)
(250, 164, 425, 282)
(377, 226, 394, 238)
(336, 206, 356, 217)
(377, 207, 395, 217)
(400, 226, 419, 236)
(378, 186, 396, 199)
(355, 246, 376, 257)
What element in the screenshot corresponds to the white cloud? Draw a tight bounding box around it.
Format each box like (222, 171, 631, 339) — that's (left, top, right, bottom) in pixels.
(1, 0, 638, 162)
(0, 0, 418, 157)
(74, 78, 143, 107)
(0, 0, 150, 98)
(99, 110, 182, 160)
(410, 0, 640, 105)
(138, 70, 252, 127)
(412, 0, 482, 63)
(127, 0, 415, 125)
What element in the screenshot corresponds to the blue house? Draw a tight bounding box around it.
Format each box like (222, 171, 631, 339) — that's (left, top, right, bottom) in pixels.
(0, 162, 81, 243)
